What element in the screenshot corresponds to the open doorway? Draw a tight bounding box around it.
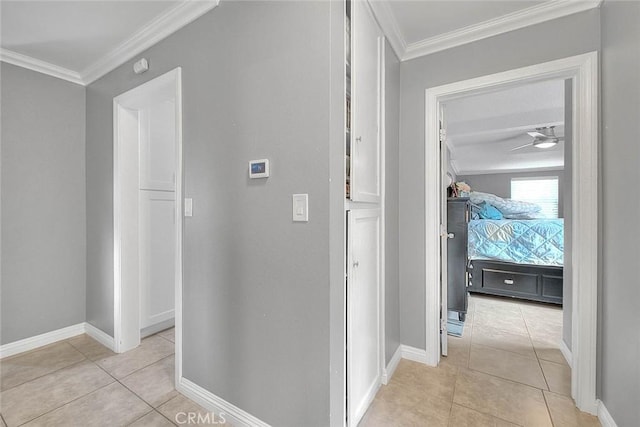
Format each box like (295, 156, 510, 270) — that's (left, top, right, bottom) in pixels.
(113, 68, 183, 373)
(441, 76, 571, 393)
(426, 53, 598, 413)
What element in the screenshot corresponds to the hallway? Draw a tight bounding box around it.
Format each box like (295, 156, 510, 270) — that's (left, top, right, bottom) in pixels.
(361, 295, 600, 426)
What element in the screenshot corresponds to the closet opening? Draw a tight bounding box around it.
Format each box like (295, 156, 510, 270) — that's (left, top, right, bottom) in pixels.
(113, 67, 183, 387)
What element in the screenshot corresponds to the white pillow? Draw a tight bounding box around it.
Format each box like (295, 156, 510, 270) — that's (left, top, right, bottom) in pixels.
(469, 191, 541, 216)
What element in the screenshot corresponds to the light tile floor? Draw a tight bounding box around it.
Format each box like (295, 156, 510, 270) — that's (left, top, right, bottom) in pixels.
(0, 328, 225, 426)
(361, 294, 601, 427)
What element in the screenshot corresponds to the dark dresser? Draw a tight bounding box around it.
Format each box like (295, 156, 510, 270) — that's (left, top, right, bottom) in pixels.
(447, 197, 471, 321)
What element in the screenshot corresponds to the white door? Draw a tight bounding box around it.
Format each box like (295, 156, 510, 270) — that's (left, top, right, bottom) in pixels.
(139, 100, 176, 191)
(139, 190, 176, 329)
(350, 0, 381, 203)
(347, 209, 381, 425)
(138, 98, 177, 332)
(440, 104, 449, 357)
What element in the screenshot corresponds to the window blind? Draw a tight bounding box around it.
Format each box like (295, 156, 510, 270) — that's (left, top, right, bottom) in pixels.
(510, 177, 559, 218)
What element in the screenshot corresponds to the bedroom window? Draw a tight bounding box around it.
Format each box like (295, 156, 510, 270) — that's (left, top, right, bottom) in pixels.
(510, 177, 559, 218)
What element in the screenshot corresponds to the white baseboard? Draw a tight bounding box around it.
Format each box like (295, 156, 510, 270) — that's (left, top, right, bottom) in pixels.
(0, 323, 85, 359)
(177, 377, 270, 427)
(382, 345, 402, 384)
(559, 339, 572, 368)
(0, 322, 117, 359)
(140, 318, 175, 339)
(597, 400, 618, 427)
(400, 344, 429, 364)
(84, 322, 116, 351)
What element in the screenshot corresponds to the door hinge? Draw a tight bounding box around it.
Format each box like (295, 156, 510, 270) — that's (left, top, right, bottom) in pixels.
(440, 318, 447, 332)
(439, 128, 447, 143)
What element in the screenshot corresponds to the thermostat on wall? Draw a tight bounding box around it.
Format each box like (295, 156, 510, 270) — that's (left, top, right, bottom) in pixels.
(249, 159, 269, 178)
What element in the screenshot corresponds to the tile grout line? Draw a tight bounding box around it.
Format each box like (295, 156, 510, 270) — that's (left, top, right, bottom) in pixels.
(15, 381, 117, 427)
(155, 407, 180, 426)
(88, 340, 181, 425)
(156, 332, 175, 344)
(542, 387, 557, 427)
(110, 352, 176, 382)
(0, 354, 89, 393)
(91, 351, 181, 425)
(452, 400, 526, 427)
(466, 298, 554, 393)
(521, 302, 556, 426)
(520, 304, 553, 393)
(92, 334, 175, 380)
(464, 297, 552, 426)
(452, 298, 519, 425)
(10, 333, 177, 427)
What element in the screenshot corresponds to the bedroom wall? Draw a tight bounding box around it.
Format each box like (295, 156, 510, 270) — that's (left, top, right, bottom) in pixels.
(1, 63, 86, 344)
(398, 9, 600, 350)
(385, 39, 401, 364)
(85, 1, 339, 425)
(457, 170, 565, 216)
(600, 1, 640, 425)
(446, 147, 456, 182)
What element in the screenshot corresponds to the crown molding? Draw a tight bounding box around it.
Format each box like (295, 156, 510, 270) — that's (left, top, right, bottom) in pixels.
(368, 0, 603, 62)
(402, 0, 602, 61)
(1, 0, 218, 86)
(0, 48, 84, 85)
(366, 0, 406, 59)
(81, 0, 219, 84)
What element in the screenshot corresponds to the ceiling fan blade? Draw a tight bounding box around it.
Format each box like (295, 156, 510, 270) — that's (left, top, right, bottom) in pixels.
(510, 142, 533, 151)
(527, 131, 545, 138)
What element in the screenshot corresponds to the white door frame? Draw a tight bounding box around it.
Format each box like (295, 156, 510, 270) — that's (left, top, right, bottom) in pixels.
(424, 52, 598, 414)
(113, 67, 183, 383)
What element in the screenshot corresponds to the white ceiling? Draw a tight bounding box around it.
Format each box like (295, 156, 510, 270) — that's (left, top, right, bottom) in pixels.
(0, 0, 602, 84)
(371, 0, 602, 60)
(386, 0, 544, 45)
(445, 79, 565, 175)
(0, 0, 218, 85)
(2, 1, 178, 72)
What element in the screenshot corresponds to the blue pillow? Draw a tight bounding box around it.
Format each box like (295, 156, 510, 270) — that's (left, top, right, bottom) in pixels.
(478, 202, 503, 220)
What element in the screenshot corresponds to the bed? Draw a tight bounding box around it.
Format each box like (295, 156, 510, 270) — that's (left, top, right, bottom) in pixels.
(466, 218, 564, 305)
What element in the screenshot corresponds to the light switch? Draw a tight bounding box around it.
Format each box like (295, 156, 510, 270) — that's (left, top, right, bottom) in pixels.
(292, 194, 308, 222)
(184, 198, 193, 217)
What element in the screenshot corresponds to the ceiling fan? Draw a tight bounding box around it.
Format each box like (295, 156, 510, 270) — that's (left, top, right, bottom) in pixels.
(510, 126, 564, 151)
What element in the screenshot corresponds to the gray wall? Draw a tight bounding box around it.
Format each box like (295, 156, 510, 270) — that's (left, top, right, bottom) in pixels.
(385, 40, 401, 364)
(458, 169, 565, 216)
(1, 63, 86, 344)
(85, 2, 337, 425)
(562, 79, 573, 349)
(446, 147, 456, 182)
(600, 1, 640, 425)
(398, 9, 600, 349)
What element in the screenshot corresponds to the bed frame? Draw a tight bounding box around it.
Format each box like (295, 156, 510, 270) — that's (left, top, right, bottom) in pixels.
(467, 259, 563, 305)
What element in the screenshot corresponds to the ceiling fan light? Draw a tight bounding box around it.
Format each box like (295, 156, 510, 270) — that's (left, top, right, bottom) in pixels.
(533, 139, 558, 149)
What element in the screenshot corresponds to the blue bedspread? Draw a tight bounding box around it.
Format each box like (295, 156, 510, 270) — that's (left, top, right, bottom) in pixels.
(468, 219, 564, 266)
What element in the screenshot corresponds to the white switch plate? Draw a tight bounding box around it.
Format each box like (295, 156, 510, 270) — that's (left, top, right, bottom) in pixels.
(184, 198, 193, 217)
(292, 194, 308, 222)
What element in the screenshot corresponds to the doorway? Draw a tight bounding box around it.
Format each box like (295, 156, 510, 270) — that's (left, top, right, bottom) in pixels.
(425, 53, 598, 414)
(113, 68, 183, 379)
